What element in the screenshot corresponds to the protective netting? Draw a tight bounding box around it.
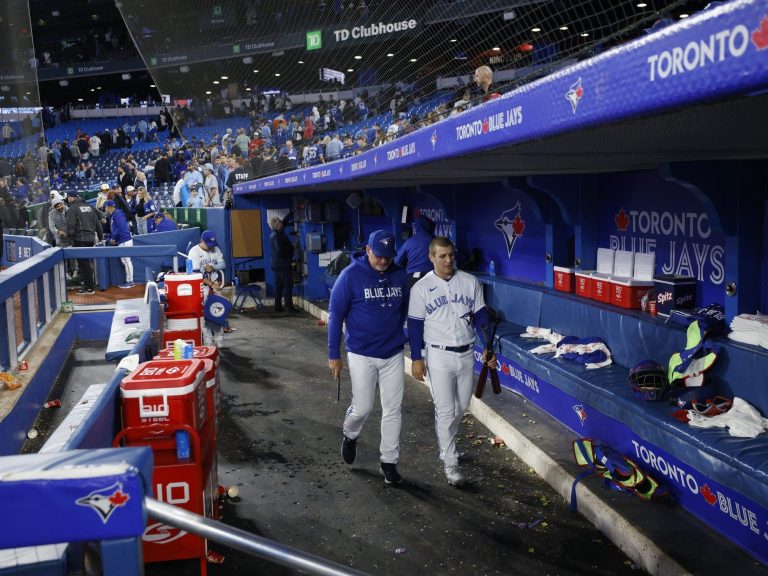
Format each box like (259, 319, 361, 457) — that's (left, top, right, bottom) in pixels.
(114, 1, 704, 128)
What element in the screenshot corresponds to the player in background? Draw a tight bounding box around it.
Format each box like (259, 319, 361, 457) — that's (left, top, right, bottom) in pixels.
(407, 236, 497, 486)
(395, 214, 435, 288)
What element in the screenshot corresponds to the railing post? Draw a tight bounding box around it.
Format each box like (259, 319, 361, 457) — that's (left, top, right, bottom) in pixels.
(101, 537, 145, 576)
(41, 271, 51, 326)
(25, 284, 37, 347)
(2, 297, 18, 370)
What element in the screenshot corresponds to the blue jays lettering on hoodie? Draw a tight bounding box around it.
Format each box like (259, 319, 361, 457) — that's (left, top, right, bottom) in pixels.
(395, 215, 435, 275)
(328, 253, 409, 360)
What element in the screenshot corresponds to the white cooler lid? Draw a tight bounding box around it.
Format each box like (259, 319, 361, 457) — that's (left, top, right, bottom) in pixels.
(596, 248, 615, 274)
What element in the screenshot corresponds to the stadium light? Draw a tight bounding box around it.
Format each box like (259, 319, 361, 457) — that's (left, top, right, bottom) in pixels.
(275, 73, 281, 76)
(580, 33, 589, 37)
(559, 26, 568, 31)
(354, 55, 362, 60)
(213, 80, 220, 85)
(409, 58, 417, 62)
(253, 69, 259, 73)
(450, 39, 457, 43)
(298, 61, 304, 64)
(221, 76, 228, 79)
(492, 47, 501, 51)
(531, 27, 541, 32)
(347, 68, 354, 72)
(637, 2, 648, 7)
(679, 13, 689, 18)
(386, 53, 394, 57)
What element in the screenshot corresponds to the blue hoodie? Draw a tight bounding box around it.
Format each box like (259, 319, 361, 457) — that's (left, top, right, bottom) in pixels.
(328, 253, 408, 360)
(109, 208, 132, 245)
(395, 215, 435, 274)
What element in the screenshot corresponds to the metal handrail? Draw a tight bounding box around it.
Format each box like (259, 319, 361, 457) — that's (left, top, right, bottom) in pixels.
(145, 498, 369, 576)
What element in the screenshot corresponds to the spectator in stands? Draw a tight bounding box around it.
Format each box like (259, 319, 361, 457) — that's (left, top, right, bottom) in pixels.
(14, 178, 29, 203)
(84, 162, 96, 179)
(278, 139, 299, 172)
(89, 133, 101, 157)
(154, 152, 171, 184)
(117, 165, 133, 192)
(137, 118, 148, 142)
(173, 173, 188, 207)
(386, 118, 401, 142)
(136, 187, 157, 234)
(183, 162, 203, 190)
(104, 200, 134, 289)
(69, 139, 82, 165)
(356, 97, 369, 122)
(77, 134, 90, 160)
(153, 211, 178, 232)
(0, 179, 10, 201)
(101, 128, 112, 153)
(75, 163, 88, 180)
(340, 134, 355, 159)
(1, 123, 15, 142)
(235, 129, 250, 158)
(48, 193, 68, 247)
(326, 133, 343, 162)
(133, 170, 149, 190)
(474, 65, 500, 103)
(187, 183, 204, 208)
(203, 164, 221, 207)
(65, 190, 103, 294)
(355, 135, 367, 155)
(95, 183, 110, 212)
(303, 115, 315, 143)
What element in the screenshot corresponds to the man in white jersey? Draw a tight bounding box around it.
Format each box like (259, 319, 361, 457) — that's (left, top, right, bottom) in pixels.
(408, 236, 497, 486)
(188, 230, 226, 346)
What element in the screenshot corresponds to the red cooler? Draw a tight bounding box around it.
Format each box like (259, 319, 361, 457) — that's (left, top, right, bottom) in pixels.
(553, 266, 575, 292)
(165, 273, 204, 317)
(591, 273, 613, 303)
(575, 271, 593, 298)
(120, 359, 207, 443)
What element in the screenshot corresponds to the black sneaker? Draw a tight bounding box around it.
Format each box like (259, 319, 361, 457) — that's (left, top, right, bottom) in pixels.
(379, 462, 402, 485)
(77, 287, 95, 295)
(341, 435, 357, 465)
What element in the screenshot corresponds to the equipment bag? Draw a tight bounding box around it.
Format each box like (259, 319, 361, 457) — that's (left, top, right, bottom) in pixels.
(570, 438, 668, 511)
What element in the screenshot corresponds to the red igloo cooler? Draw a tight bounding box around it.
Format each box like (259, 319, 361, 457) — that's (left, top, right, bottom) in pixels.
(120, 359, 207, 443)
(165, 273, 204, 318)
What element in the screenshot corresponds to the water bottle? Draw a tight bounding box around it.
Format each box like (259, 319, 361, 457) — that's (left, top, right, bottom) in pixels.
(489, 259, 496, 276)
(175, 430, 191, 460)
(183, 343, 194, 359)
(173, 338, 185, 360)
(185, 258, 193, 274)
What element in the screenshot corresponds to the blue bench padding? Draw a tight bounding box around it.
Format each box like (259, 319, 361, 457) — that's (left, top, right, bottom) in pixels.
(489, 321, 768, 507)
(482, 276, 768, 416)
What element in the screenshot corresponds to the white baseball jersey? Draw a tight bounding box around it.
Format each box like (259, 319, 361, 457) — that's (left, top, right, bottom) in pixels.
(408, 270, 485, 347)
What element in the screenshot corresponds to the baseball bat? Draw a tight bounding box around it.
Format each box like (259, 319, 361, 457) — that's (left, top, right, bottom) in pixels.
(336, 374, 341, 403)
(474, 323, 490, 398)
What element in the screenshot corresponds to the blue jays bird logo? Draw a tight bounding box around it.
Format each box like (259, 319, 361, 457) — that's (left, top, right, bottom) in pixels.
(76, 482, 130, 523)
(565, 77, 584, 114)
(573, 404, 588, 426)
(494, 202, 526, 258)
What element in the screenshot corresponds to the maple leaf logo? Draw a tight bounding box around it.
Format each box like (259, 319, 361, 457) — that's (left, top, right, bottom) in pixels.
(700, 484, 717, 506)
(430, 130, 438, 150)
(482, 118, 489, 133)
(501, 363, 510, 375)
(109, 490, 129, 506)
(615, 207, 629, 231)
(494, 202, 525, 258)
(512, 214, 525, 236)
(752, 16, 768, 50)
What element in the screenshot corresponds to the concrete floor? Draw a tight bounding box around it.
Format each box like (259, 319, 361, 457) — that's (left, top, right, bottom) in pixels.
(23, 305, 768, 575)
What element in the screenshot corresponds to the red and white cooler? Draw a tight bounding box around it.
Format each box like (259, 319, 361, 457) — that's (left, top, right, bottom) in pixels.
(120, 359, 207, 443)
(165, 273, 204, 318)
(610, 252, 655, 310)
(575, 248, 615, 300)
(553, 266, 575, 292)
(591, 273, 613, 303)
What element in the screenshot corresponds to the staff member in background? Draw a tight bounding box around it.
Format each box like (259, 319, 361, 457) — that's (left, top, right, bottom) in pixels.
(407, 236, 496, 487)
(64, 190, 103, 295)
(104, 200, 134, 289)
(327, 230, 409, 486)
(268, 214, 297, 313)
(395, 215, 436, 288)
(153, 211, 178, 232)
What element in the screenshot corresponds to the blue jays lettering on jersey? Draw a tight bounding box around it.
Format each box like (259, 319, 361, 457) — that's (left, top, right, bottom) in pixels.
(328, 253, 409, 360)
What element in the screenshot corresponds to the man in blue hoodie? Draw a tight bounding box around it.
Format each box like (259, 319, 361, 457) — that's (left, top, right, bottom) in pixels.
(328, 230, 409, 485)
(104, 200, 134, 289)
(395, 215, 436, 288)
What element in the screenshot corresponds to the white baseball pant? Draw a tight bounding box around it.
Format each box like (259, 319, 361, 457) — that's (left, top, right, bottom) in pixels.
(344, 350, 404, 464)
(118, 239, 134, 283)
(424, 346, 475, 467)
